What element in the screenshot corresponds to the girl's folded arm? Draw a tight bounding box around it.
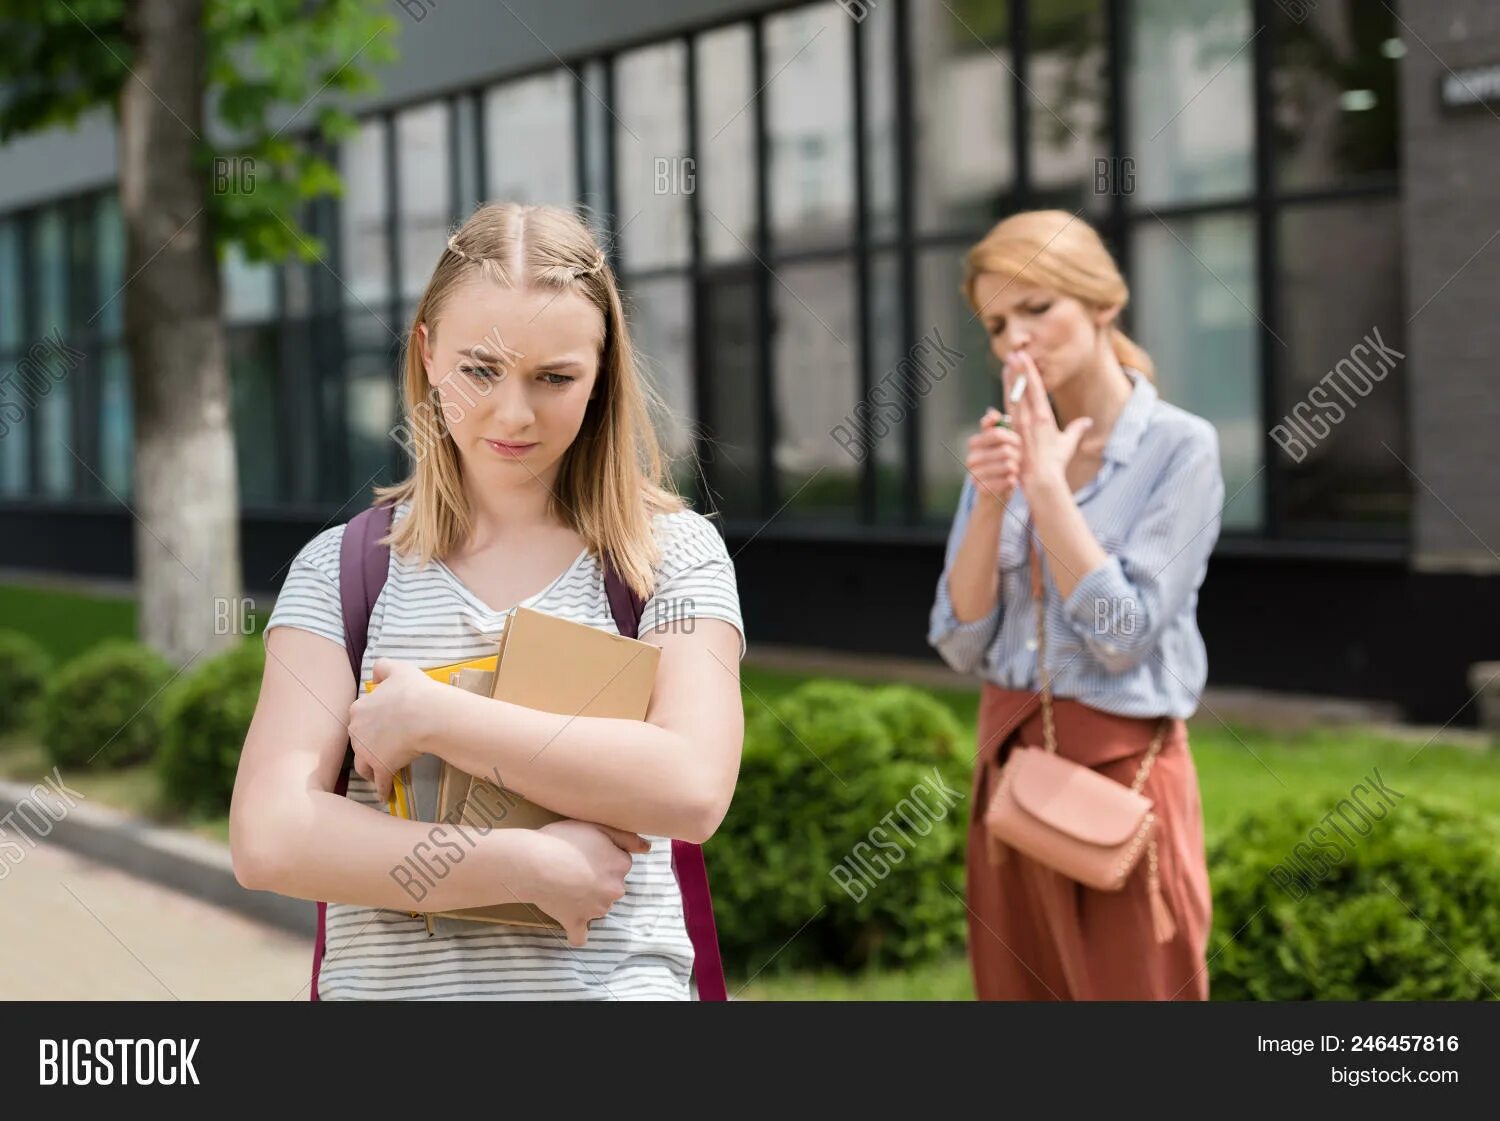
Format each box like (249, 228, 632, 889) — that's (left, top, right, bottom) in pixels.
(229, 626, 549, 913)
(428, 617, 745, 845)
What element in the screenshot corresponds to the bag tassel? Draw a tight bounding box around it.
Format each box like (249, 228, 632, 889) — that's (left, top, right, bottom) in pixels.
(1146, 838, 1176, 944)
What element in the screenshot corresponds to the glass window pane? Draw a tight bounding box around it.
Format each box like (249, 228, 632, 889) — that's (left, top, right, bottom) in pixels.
(229, 326, 281, 505)
(696, 25, 757, 263)
(100, 344, 131, 498)
(579, 59, 610, 237)
(918, 246, 997, 523)
(623, 276, 694, 477)
(1030, 0, 1111, 216)
(616, 43, 690, 270)
(766, 4, 854, 251)
(913, 1, 1014, 234)
(397, 102, 450, 301)
(1129, 0, 1254, 206)
(863, 1, 899, 242)
(1276, 199, 1406, 530)
(703, 275, 762, 516)
(868, 250, 907, 522)
(95, 194, 125, 337)
(0, 231, 29, 487)
(35, 208, 67, 332)
(773, 259, 858, 519)
(223, 241, 276, 323)
(346, 349, 397, 492)
(454, 94, 482, 220)
(33, 209, 74, 497)
(0, 383, 28, 495)
(0, 218, 19, 348)
(1272, 1, 1400, 192)
(1132, 212, 1261, 530)
(485, 71, 577, 210)
(340, 119, 391, 309)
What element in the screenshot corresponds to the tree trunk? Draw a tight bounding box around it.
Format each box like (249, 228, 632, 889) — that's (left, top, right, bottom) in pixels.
(120, 0, 242, 667)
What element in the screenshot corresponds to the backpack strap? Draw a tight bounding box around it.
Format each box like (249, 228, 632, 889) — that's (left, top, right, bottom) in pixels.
(311, 504, 394, 1002)
(601, 557, 729, 1004)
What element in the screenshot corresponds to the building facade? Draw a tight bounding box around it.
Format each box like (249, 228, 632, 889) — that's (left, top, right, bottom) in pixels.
(0, 0, 1496, 722)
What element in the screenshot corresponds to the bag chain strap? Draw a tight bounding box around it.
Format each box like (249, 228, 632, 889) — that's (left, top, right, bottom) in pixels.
(1027, 534, 1168, 794)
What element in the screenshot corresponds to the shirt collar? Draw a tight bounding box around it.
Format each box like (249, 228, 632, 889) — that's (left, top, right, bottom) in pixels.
(1100, 366, 1157, 466)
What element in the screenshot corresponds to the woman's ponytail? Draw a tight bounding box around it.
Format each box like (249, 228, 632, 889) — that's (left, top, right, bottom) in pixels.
(1109, 325, 1155, 384)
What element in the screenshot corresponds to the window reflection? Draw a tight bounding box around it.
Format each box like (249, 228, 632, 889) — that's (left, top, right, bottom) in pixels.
(1276, 199, 1406, 531)
(696, 25, 756, 261)
(919, 247, 997, 523)
(773, 259, 858, 519)
(913, 0, 1015, 234)
(702, 275, 762, 516)
(397, 102, 450, 301)
(1029, 0, 1111, 215)
(33, 209, 73, 498)
(766, 4, 854, 250)
(1133, 213, 1262, 530)
(616, 43, 690, 270)
(1129, 0, 1254, 206)
(485, 72, 577, 209)
(340, 119, 391, 309)
(1272, 0, 1400, 191)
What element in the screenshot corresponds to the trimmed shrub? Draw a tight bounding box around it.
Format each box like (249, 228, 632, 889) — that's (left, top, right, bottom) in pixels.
(0, 630, 53, 733)
(1208, 797, 1500, 1000)
(158, 640, 266, 817)
(38, 641, 175, 769)
(709, 680, 971, 975)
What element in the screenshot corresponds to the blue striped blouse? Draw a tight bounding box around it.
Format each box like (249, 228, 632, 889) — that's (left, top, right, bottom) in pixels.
(927, 368, 1224, 720)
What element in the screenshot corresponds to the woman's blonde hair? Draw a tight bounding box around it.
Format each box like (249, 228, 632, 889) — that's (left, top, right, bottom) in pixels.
(375, 202, 684, 601)
(961, 209, 1155, 383)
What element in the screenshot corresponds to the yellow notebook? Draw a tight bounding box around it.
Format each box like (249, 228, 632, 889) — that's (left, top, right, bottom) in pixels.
(362, 655, 498, 817)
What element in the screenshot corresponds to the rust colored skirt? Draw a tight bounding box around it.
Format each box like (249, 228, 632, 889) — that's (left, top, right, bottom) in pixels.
(966, 683, 1212, 1001)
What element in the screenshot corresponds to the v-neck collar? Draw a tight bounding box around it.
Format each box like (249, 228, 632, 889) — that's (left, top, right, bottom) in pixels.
(432, 546, 592, 619)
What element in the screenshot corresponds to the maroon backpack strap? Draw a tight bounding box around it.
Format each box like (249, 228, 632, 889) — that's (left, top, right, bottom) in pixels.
(311, 503, 394, 1002)
(602, 556, 728, 1003)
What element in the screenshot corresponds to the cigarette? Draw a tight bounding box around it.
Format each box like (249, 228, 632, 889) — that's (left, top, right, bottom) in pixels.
(1009, 374, 1027, 404)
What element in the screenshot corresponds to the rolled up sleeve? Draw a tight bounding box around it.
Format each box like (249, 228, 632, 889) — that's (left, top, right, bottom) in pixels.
(928, 474, 1003, 675)
(1061, 424, 1224, 673)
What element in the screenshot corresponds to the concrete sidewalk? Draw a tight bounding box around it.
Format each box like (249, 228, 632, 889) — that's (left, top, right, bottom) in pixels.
(0, 837, 308, 1000)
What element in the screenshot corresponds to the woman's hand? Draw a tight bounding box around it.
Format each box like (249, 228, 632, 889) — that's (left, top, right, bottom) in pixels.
(530, 820, 651, 946)
(965, 406, 1024, 508)
(1004, 350, 1093, 498)
(346, 658, 444, 802)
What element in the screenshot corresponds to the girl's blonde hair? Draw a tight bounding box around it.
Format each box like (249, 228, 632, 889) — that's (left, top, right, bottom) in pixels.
(376, 202, 684, 601)
(961, 209, 1155, 383)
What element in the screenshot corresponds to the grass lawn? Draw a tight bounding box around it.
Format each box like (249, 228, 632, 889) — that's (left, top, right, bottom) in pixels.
(6, 583, 1499, 999)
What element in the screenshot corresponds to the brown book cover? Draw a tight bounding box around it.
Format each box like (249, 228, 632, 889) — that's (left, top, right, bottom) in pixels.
(425, 605, 661, 936)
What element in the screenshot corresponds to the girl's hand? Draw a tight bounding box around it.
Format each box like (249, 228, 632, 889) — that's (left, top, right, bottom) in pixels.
(531, 820, 651, 946)
(346, 658, 443, 802)
(1004, 350, 1093, 497)
(965, 406, 1024, 507)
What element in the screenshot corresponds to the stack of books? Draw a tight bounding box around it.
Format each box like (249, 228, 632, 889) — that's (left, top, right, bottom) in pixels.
(366, 605, 661, 936)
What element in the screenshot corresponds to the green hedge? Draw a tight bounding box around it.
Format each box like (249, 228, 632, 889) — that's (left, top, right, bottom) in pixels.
(158, 640, 266, 817)
(1208, 797, 1500, 1000)
(0, 630, 53, 734)
(709, 681, 971, 974)
(38, 640, 175, 769)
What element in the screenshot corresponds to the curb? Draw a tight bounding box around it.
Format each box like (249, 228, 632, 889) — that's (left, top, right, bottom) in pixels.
(0, 777, 314, 938)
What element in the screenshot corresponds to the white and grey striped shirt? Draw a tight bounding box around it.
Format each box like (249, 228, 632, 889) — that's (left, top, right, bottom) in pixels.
(265, 501, 746, 1000)
(928, 368, 1223, 720)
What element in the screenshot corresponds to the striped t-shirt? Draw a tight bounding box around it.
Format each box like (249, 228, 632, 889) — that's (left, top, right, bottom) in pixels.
(264, 500, 746, 1000)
